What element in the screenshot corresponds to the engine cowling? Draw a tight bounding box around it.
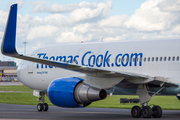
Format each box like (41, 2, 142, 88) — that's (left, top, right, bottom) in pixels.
(47, 77, 107, 108)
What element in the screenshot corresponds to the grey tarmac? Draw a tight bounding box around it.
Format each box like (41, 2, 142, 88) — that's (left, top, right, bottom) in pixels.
(0, 103, 180, 120)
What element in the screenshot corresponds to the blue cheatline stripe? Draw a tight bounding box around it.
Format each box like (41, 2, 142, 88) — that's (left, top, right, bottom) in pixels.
(1, 4, 17, 55)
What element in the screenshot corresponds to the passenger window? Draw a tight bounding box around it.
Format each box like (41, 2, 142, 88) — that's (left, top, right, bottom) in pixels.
(140, 58, 142, 62)
(119, 58, 121, 62)
(172, 57, 175, 61)
(115, 59, 117, 62)
(152, 57, 154, 62)
(160, 57, 162, 61)
(156, 57, 158, 61)
(126, 58, 128, 62)
(164, 57, 166, 61)
(148, 57, 150, 62)
(75, 60, 78, 64)
(168, 57, 171, 61)
(177, 56, 179, 61)
(144, 58, 146, 62)
(130, 58, 132, 62)
(122, 58, 124, 62)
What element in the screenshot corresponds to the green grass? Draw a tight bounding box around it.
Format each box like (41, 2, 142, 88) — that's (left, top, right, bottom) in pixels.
(89, 95, 180, 110)
(0, 92, 53, 105)
(0, 85, 180, 110)
(0, 85, 33, 91)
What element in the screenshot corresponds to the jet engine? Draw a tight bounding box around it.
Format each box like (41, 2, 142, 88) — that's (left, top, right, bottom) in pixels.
(47, 77, 107, 108)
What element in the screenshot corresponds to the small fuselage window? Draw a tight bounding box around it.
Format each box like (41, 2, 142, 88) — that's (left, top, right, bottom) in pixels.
(152, 57, 154, 62)
(172, 56, 175, 61)
(164, 57, 166, 61)
(168, 57, 171, 61)
(156, 57, 158, 61)
(177, 56, 179, 61)
(144, 58, 146, 62)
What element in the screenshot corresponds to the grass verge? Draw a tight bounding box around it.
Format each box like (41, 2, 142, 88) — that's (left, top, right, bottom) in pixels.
(89, 95, 180, 110)
(0, 85, 33, 91)
(0, 85, 180, 110)
(0, 92, 53, 106)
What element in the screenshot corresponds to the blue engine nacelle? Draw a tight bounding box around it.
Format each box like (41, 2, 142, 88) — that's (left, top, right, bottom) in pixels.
(47, 77, 107, 108)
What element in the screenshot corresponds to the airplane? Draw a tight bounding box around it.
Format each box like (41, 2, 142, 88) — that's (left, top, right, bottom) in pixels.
(1, 4, 180, 118)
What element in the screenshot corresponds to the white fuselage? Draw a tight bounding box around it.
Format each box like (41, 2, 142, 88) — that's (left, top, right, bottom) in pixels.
(17, 39, 180, 91)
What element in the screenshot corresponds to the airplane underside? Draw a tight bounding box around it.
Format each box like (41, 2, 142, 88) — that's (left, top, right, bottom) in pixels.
(111, 79, 180, 95)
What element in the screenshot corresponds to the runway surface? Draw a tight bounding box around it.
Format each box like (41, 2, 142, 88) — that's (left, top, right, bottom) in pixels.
(0, 103, 180, 120)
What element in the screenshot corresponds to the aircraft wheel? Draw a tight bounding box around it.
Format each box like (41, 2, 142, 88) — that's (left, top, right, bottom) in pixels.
(131, 106, 141, 118)
(37, 103, 43, 111)
(43, 103, 49, 111)
(152, 105, 162, 118)
(142, 106, 152, 118)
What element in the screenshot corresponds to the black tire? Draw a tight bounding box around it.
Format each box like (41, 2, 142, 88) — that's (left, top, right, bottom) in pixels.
(152, 105, 162, 118)
(131, 106, 141, 118)
(142, 106, 152, 118)
(37, 103, 43, 111)
(43, 103, 49, 111)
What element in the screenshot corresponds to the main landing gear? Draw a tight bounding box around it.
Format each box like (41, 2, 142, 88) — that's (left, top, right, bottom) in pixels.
(131, 104, 162, 118)
(37, 92, 49, 112)
(131, 84, 164, 118)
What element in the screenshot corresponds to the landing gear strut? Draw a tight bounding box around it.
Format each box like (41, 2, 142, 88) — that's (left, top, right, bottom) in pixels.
(131, 84, 163, 118)
(37, 92, 49, 112)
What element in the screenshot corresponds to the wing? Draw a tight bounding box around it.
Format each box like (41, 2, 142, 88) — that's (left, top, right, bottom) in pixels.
(2, 4, 178, 88)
